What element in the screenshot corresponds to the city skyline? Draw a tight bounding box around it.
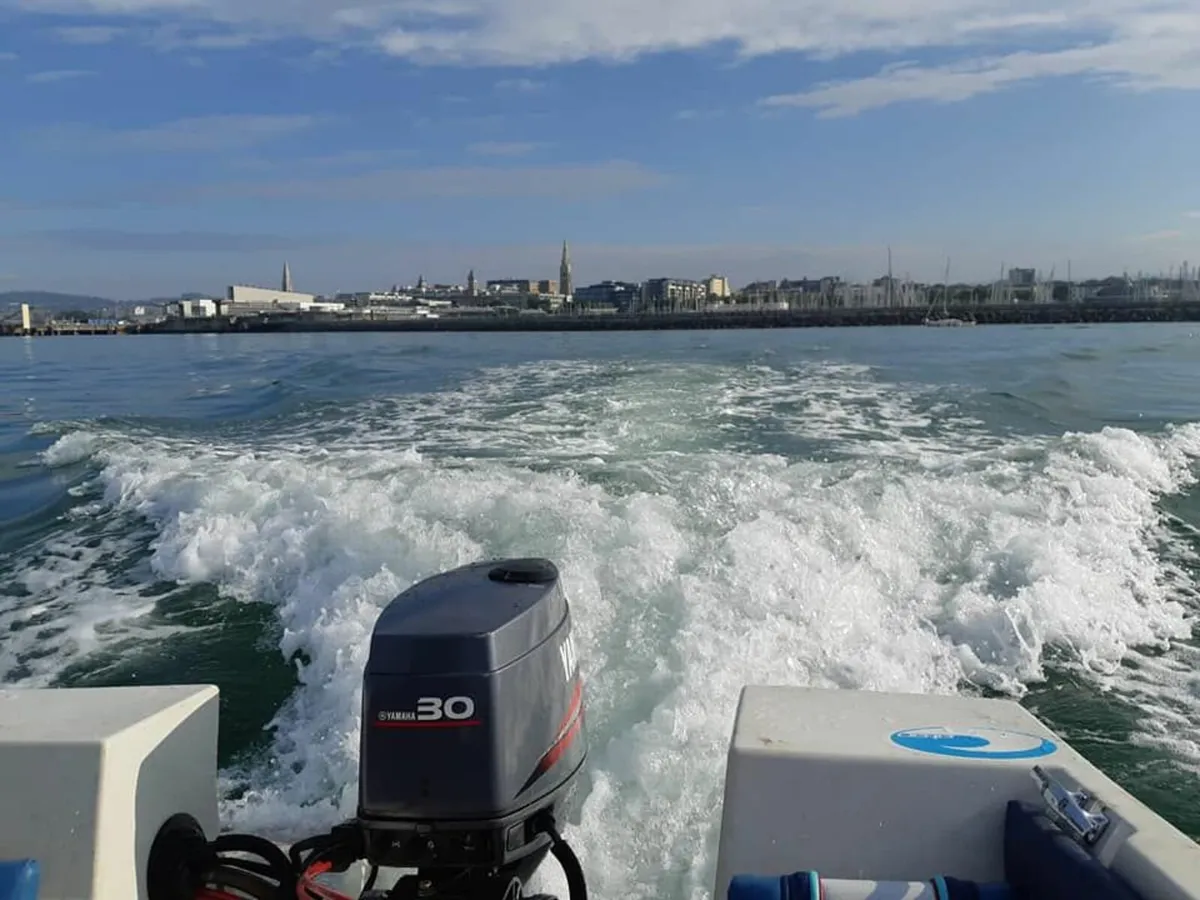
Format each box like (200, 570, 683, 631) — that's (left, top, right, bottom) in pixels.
(5, 240, 1200, 305)
(0, 1, 1198, 296)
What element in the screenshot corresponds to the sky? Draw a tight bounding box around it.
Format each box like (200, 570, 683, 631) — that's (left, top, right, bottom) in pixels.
(0, 1, 1199, 299)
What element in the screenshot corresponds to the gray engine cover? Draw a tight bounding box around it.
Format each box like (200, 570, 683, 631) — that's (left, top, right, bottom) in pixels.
(358, 558, 587, 831)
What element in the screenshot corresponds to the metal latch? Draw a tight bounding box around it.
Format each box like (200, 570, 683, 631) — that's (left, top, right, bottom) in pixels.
(1032, 765, 1110, 846)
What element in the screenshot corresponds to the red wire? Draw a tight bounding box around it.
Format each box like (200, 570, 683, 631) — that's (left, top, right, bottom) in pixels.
(296, 860, 356, 900)
(190, 856, 357, 900)
(196, 889, 251, 900)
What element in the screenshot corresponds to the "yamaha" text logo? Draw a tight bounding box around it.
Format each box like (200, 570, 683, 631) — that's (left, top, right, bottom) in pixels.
(376, 696, 477, 724)
(558, 634, 578, 682)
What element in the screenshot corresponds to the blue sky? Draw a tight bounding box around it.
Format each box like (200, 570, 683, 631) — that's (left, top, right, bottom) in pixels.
(0, 1, 1199, 299)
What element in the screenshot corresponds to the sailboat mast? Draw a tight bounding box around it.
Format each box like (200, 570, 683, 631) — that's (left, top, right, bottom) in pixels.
(944, 257, 951, 315)
(887, 246, 893, 307)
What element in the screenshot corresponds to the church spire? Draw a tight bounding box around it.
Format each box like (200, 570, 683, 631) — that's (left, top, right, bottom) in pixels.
(281, 261, 293, 293)
(559, 240, 572, 297)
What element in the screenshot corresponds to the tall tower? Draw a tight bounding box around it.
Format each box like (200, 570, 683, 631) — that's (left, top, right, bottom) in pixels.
(559, 240, 572, 297)
(467, 268, 477, 297)
(282, 261, 293, 293)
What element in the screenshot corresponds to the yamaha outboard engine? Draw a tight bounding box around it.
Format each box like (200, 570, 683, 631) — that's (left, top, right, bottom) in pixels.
(146, 558, 589, 900)
(357, 557, 588, 900)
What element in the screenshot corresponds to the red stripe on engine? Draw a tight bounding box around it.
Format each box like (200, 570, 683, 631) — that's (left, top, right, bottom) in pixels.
(535, 679, 584, 774)
(538, 714, 583, 772)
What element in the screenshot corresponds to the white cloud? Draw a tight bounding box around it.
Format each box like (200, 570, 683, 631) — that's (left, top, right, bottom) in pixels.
(4, 1, 1199, 113)
(762, 13, 1200, 116)
(26, 68, 96, 82)
(1185, 211, 1200, 219)
(0, 51, 17, 61)
(0, 0, 1179, 61)
(23, 114, 321, 152)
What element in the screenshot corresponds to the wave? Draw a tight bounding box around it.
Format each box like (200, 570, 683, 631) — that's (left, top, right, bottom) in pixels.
(16, 357, 1200, 900)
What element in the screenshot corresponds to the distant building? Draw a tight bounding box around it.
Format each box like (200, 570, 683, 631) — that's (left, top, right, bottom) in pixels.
(574, 281, 640, 312)
(642, 278, 707, 311)
(223, 284, 344, 313)
(559, 240, 573, 298)
(775, 278, 838, 309)
(174, 298, 219, 318)
(282, 262, 294, 293)
(741, 280, 778, 304)
(705, 275, 731, 299)
(1008, 268, 1036, 287)
(487, 279, 538, 294)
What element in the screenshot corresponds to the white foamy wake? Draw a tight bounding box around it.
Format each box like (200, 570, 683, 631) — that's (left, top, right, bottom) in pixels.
(25, 359, 1200, 900)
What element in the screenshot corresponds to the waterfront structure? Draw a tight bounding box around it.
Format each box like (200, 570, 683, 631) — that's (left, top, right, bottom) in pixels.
(167, 298, 219, 318)
(16, 250, 1200, 341)
(641, 278, 707, 312)
(11, 266, 1200, 338)
(573, 281, 640, 312)
(742, 279, 834, 310)
(487, 279, 538, 295)
(706, 276, 731, 299)
(1008, 267, 1035, 287)
(224, 284, 344, 314)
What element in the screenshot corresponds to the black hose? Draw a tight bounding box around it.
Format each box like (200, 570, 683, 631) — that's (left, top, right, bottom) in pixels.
(533, 815, 588, 900)
(202, 863, 282, 900)
(212, 857, 278, 879)
(149, 819, 359, 900)
(289, 834, 332, 871)
(548, 835, 587, 900)
(208, 832, 298, 899)
(213, 834, 295, 883)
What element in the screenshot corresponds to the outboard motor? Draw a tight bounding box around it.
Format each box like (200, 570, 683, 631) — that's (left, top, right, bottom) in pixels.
(358, 557, 588, 899)
(146, 557, 589, 900)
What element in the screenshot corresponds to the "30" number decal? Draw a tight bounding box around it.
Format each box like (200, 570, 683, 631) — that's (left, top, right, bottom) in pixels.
(416, 696, 476, 721)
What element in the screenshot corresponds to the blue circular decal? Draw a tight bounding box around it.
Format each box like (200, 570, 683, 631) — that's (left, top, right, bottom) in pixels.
(890, 726, 1057, 760)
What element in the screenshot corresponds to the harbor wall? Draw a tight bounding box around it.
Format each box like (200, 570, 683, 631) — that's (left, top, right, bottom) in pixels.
(137, 300, 1200, 335)
(8, 300, 1200, 337)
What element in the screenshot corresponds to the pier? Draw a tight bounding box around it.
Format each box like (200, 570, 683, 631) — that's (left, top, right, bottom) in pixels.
(131, 299, 1200, 336)
(6, 299, 1200, 338)
(1, 322, 127, 337)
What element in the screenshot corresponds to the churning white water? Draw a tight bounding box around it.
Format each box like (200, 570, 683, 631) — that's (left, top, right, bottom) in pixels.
(11, 356, 1200, 900)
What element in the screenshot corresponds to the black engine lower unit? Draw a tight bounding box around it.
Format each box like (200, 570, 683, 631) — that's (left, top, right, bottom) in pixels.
(359, 800, 579, 871)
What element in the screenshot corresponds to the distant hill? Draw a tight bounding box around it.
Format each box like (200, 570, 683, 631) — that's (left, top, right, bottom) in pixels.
(0, 290, 115, 311)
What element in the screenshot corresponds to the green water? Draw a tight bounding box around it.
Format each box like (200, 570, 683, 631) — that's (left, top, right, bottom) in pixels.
(2, 324, 1199, 896)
